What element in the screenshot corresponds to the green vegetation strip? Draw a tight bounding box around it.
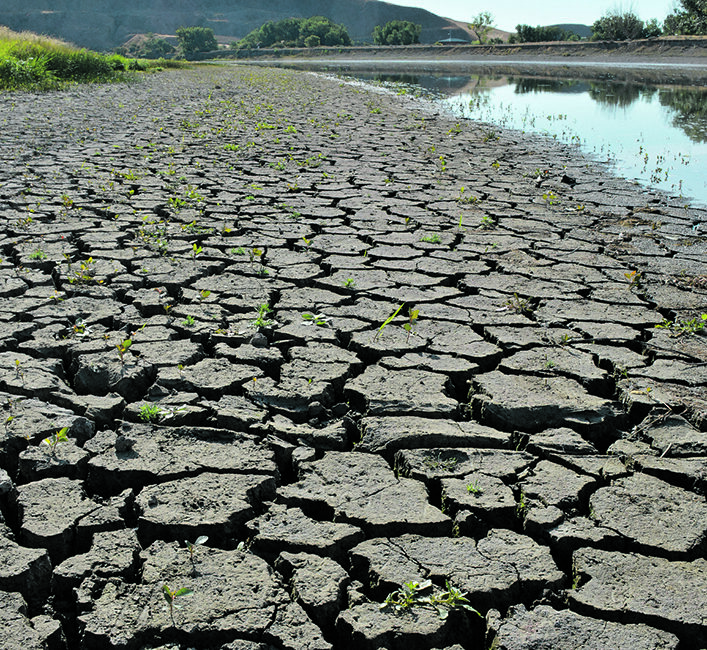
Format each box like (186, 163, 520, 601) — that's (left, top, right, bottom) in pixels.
(0, 26, 184, 91)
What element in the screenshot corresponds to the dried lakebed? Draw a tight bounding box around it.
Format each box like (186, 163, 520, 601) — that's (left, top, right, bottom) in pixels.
(0, 65, 706, 649)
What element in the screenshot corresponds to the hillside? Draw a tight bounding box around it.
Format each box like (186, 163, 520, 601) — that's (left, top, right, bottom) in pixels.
(0, 0, 470, 51)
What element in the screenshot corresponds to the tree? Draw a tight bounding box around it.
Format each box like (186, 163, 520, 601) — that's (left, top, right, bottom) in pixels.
(469, 11, 494, 44)
(176, 26, 218, 54)
(372, 21, 422, 45)
(591, 11, 646, 40)
(236, 16, 350, 49)
(663, 0, 707, 34)
(511, 24, 573, 43)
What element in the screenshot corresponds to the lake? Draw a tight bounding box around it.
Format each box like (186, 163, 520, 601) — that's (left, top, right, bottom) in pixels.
(269, 60, 707, 207)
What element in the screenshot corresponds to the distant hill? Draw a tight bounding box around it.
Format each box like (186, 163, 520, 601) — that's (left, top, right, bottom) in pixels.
(549, 24, 593, 38)
(0, 0, 472, 51)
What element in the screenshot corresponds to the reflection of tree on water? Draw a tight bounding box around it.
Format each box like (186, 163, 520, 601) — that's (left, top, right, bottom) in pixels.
(588, 81, 657, 108)
(512, 77, 589, 94)
(658, 87, 707, 143)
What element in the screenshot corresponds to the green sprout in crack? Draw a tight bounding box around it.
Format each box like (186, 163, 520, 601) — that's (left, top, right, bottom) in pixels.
(41, 427, 69, 456)
(182, 315, 195, 327)
(421, 233, 442, 244)
(375, 303, 405, 341)
(302, 312, 329, 327)
(655, 314, 706, 337)
(380, 579, 480, 620)
(403, 308, 419, 342)
(503, 293, 534, 316)
(252, 303, 274, 329)
(185, 535, 208, 575)
(162, 584, 193, 627)
(116, 339, 132, 364)
(138, 404, 162, 423)
(466, 479, 483, 495)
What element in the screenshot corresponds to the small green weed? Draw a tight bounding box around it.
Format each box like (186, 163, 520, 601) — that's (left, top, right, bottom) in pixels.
(466, 479, 483, 494)
(380, 579, 480, 620)
(375, 303, 404, 340)
(162, 584, 193, 627)
(655, 314, 707, 337)
(41, 427, 69, 456)
(421, 233, 442, 244)
(138, 404, 162, 422)
(252, 303, 274, 329)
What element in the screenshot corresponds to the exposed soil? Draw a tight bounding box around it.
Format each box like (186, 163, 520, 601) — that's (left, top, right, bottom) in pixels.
(0, 64, 706, 649)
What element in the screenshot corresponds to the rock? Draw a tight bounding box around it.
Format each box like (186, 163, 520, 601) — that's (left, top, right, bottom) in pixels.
(275, 551, 348, 634)
(350, 529, 564, 611)
(358, 416, 510, 460)
(278, 452, 451, 536)
(53, 528, 140, 596)
(570, 548, 707, 645)
(81, 542, 330, 649)
(0, 534, 52, 607)
(248, 504, 363, 561)
(489, 604, 679, 649)
(473, 370, 620, 435)
(589, 473, 707, 557)
(14, 477, 98, 561)
(136, 472, 276, 545)
(345, 365, 458, 417)
(86, 423, 276, 493)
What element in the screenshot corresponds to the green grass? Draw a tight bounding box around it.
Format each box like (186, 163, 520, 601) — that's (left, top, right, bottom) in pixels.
(0, 26, 184, 91)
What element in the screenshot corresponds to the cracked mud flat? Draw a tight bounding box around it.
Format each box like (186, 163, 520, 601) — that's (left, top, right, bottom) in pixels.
(0, 64, 705, 649)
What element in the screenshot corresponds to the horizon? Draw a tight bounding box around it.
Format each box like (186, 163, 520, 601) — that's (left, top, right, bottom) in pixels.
(391, 0, 677, 32)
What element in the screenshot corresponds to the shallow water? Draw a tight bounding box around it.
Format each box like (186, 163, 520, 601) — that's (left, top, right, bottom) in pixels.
(274, 62, 707, 207)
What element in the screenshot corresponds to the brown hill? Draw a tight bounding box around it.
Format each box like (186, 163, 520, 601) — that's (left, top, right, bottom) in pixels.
(0, 0, 472, 51)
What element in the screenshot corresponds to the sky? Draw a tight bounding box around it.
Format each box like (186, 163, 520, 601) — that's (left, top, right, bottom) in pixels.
(392, 0, 678, 31)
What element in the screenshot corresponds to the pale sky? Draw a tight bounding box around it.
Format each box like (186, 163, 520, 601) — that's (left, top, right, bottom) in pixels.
(392, 0, 678, 31)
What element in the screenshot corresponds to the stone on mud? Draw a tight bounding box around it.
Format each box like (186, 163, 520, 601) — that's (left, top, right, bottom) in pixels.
(80, 542, 330, 649)
(248, 504, 364, 560)
(589, 473, 707, 556)
(570, 548, 707, 644)
(278, 452, 450, 535)
(346, 365, 457, 417)
(350, 529, 564, 611)
(136, 472, 276, 545)
(358, 416, 510, 459)
(473, 371, 620, 433)
(86, 423, 275, 493)
(489, 604, 679, 649)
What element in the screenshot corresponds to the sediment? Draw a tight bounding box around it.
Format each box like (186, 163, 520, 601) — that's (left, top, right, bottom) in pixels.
(0, 63, 706, 649)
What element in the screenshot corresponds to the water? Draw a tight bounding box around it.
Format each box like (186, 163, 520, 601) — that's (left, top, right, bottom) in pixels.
(281, 62, 707, 207)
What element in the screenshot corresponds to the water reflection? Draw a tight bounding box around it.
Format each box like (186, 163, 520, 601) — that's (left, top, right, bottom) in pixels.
(337, 69, 707, 205)
(659, 87, 707, 143)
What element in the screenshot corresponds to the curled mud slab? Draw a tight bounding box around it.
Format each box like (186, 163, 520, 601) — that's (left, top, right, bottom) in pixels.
(0, 64, 706, 649)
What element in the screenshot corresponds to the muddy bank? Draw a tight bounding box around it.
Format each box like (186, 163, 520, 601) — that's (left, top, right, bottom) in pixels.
(0, 65, 706, 649)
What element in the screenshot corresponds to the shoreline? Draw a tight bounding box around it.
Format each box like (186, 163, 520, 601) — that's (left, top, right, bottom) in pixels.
(0, 65, 706, 649)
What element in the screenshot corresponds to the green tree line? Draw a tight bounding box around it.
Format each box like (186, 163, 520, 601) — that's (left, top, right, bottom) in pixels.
(235, 16, 351, 49)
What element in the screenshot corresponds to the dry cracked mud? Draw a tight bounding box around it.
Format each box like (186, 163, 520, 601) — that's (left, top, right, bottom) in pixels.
(0, 64, 705, 649)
